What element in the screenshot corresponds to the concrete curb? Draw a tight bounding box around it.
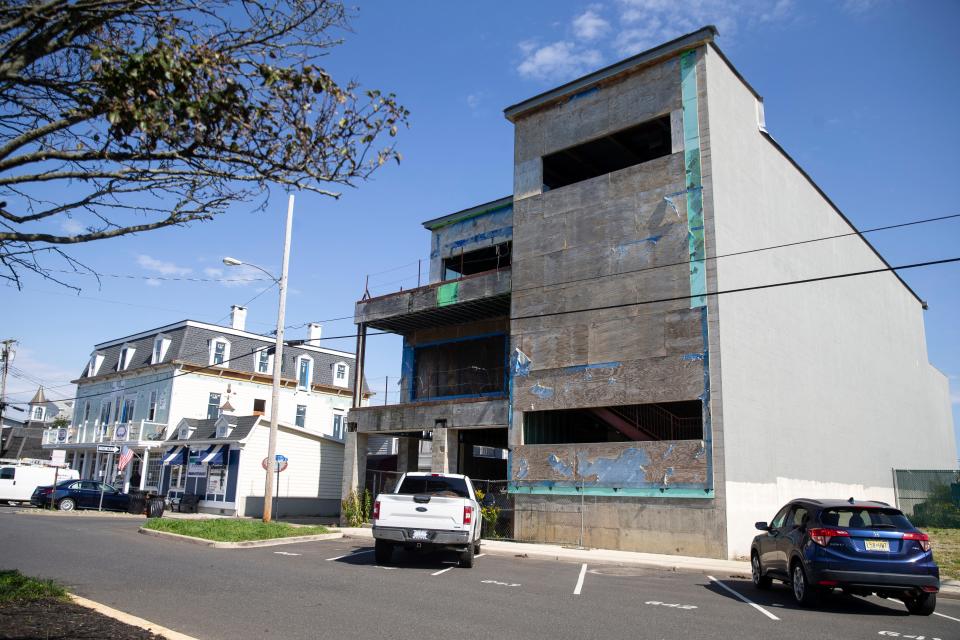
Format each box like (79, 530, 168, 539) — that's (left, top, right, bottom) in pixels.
(138, 527, 343, 548)
(70, 593, 199, 640)
(15, 508, 145, 519)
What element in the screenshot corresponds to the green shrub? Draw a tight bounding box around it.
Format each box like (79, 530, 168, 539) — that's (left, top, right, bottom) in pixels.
(476, 489, 501, 538)
(342, 490, 369, 527)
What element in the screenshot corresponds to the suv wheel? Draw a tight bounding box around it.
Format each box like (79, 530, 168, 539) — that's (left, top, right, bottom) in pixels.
(751, 553, 772, 589)
(905, 592, 936, 616)
(791, 562, 820, 607)
(374, 540, 392, 565)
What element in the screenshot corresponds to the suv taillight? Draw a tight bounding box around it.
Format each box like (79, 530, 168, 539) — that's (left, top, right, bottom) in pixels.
(903, 531, 931, 552)
(809, 528, 849, 546)
(373, 500, 380, 521)
(463, 505, 473, 525)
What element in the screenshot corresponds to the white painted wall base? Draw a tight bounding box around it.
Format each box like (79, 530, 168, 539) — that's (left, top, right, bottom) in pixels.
(725, 478, 896, 560)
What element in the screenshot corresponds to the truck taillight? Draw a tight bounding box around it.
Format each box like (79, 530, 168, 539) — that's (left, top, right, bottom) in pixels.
(809, 528, 849, 547)
(373, 500, 380, 521)
(463, 506, 473, 525)
(903, 531, 931, 552)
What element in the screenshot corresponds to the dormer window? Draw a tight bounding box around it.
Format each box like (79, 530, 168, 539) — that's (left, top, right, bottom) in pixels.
(332, 361, 349, 388)
(117, 344, 136, 371)
(296, 355, 313, 391)
(87, 352, 105, 377)
(152, 335, 171, 364)
(209, 338, 230, 367)
(256, 348, 273, 375)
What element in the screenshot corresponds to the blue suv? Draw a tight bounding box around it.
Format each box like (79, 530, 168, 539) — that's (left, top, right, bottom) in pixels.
(751, 498, 939, 615)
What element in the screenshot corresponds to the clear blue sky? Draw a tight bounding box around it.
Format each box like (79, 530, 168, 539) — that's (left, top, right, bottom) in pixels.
(2, 1, 958, 449)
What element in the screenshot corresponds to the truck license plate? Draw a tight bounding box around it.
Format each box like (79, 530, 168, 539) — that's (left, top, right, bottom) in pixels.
(411, 530, 428, 540)
(865, 539, 889, 552)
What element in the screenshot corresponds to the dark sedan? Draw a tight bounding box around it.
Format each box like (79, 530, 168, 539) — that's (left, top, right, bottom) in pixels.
(31, 480, 131, 512)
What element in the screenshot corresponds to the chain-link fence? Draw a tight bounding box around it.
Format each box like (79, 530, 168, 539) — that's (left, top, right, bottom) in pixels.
(894, 469, 960, 528)
(472, 479, 514, 540)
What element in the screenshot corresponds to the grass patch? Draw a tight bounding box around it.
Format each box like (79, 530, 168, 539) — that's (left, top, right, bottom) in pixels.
(143, 518, 329, 542)
(0, 570, 68, 604)
(927, 528, 960, 581)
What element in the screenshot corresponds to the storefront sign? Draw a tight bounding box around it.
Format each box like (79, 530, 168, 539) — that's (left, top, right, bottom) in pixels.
(186, 463, 206, 478)
(207, 471, 223, 493)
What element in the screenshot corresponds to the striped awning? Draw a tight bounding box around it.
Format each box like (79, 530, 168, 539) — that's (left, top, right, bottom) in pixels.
(200, 444, 227, 465)
(162, 446, 186, 465)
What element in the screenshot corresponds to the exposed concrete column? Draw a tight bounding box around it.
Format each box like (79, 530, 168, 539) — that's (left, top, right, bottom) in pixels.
(80, 452, 90, 479)
(431, 427, 457, 474)
(396, 437, 419, 472)
(339, 430, 368, 525)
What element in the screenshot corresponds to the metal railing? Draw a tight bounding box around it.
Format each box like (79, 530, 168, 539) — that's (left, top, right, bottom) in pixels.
(42, 420, 168, 446)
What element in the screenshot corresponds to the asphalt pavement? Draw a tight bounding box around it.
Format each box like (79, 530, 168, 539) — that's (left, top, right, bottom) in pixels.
(1, 508, 959, 640)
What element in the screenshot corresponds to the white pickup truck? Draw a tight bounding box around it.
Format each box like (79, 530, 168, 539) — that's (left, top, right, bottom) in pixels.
(372, 472, 491, 568)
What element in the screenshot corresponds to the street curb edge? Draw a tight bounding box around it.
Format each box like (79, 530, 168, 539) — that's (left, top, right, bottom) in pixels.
(70, 593, 199, 640)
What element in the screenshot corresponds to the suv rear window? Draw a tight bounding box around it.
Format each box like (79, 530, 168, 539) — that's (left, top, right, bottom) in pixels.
(819, 507, 912, 529)
(397, 476, 470, 498)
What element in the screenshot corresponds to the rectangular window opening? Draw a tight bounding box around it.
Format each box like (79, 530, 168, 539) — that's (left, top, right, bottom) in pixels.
(542, 115, 672, 191)
(207, 393, 221, 420)
(295, 405, 306, 428)
(253, 399, 266, 415)
(523, 400, 702, 444)
(413, 334, 506, 401)
(443, 241, 512, 280)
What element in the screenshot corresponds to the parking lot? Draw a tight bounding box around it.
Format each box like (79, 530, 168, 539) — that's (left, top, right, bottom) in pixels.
(1, 509, 958, 640)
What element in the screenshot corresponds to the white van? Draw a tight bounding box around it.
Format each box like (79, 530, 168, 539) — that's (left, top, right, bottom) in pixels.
(0, 464, 79, 504)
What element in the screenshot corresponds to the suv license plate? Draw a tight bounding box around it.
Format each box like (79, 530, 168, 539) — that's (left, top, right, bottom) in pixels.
(411, 530, 428, 540)
(865, 539, 890, 552)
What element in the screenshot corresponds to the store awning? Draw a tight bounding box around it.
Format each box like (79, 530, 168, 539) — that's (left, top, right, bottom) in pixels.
(200, 444, 227, 465)
(162, 446, 186, 465)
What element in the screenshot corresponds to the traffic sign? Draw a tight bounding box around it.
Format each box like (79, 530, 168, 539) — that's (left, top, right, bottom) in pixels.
(262, 454, 289, 472)
(97, 445, 120, 453)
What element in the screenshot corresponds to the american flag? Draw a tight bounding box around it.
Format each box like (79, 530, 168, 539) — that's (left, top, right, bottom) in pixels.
(117, 445, 134, 472)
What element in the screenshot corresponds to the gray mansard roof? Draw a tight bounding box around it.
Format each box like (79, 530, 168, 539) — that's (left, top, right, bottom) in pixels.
(76, 320, 363, 393)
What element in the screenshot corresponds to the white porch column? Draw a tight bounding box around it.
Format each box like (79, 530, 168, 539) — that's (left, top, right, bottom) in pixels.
(140, 450, 150, 490)
(94, 452, 102, 479)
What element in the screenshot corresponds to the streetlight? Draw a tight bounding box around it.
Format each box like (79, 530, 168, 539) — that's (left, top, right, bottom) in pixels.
(222, 193, 295, 523)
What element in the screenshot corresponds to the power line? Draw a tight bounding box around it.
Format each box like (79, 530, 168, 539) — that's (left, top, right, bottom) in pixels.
(44, 268, 272, 284)
(511, 256, 960, 322)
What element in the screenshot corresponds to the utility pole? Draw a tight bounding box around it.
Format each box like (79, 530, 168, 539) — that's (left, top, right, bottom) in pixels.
(263, 194, 294, 523)
(0, 339, 16, 455)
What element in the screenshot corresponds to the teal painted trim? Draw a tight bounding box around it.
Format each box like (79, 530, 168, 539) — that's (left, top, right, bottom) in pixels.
(680, 49, 706, 309)
(509, 484, 714, 499)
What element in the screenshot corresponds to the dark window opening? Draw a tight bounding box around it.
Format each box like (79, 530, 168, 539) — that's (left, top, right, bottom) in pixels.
(542, 115, 672, 191)
(523, 400, 702, 444)
(443, 241, 511, 281)
(413, 335, 506, 400)
(253, 399, 266, 415)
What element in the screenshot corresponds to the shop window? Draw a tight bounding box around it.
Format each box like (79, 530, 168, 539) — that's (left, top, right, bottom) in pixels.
(206, 465, 227, 501)
(169, 466, 186, 490)
(542, 115, 672, 191)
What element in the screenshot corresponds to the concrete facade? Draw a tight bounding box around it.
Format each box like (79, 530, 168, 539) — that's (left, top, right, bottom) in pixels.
(344, 27, 954, 557)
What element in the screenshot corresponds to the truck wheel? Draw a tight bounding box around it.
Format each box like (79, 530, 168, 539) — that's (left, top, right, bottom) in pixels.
(474, 540, 481, 555)
(374, 540, 393, 565)
(905, 592, 936, 616)
(58, 498, 75, 512)
(459, 543, 475, 568)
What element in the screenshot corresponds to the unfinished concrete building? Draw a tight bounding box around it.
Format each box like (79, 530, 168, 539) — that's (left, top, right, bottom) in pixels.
(343, 26, 956, 559)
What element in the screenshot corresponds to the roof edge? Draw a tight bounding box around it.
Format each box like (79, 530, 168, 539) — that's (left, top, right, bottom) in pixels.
(503, 26, 718, 122)
(421, 196, 513, 230)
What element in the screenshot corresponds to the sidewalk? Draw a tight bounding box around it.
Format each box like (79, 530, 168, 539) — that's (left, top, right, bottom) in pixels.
(339, 527, 960, 599)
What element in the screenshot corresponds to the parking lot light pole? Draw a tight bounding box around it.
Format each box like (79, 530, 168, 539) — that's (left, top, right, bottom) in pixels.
(223, 193, 294, 523)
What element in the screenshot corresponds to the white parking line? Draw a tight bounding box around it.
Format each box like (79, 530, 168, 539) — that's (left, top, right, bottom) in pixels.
(933, 611, 960, 623)
(475, 554, 486, 558)
(706, 575, 779, 621)
(432, 567, 455, 576)
(574, 563, 587, 595)
(325, 549, 374, 561)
